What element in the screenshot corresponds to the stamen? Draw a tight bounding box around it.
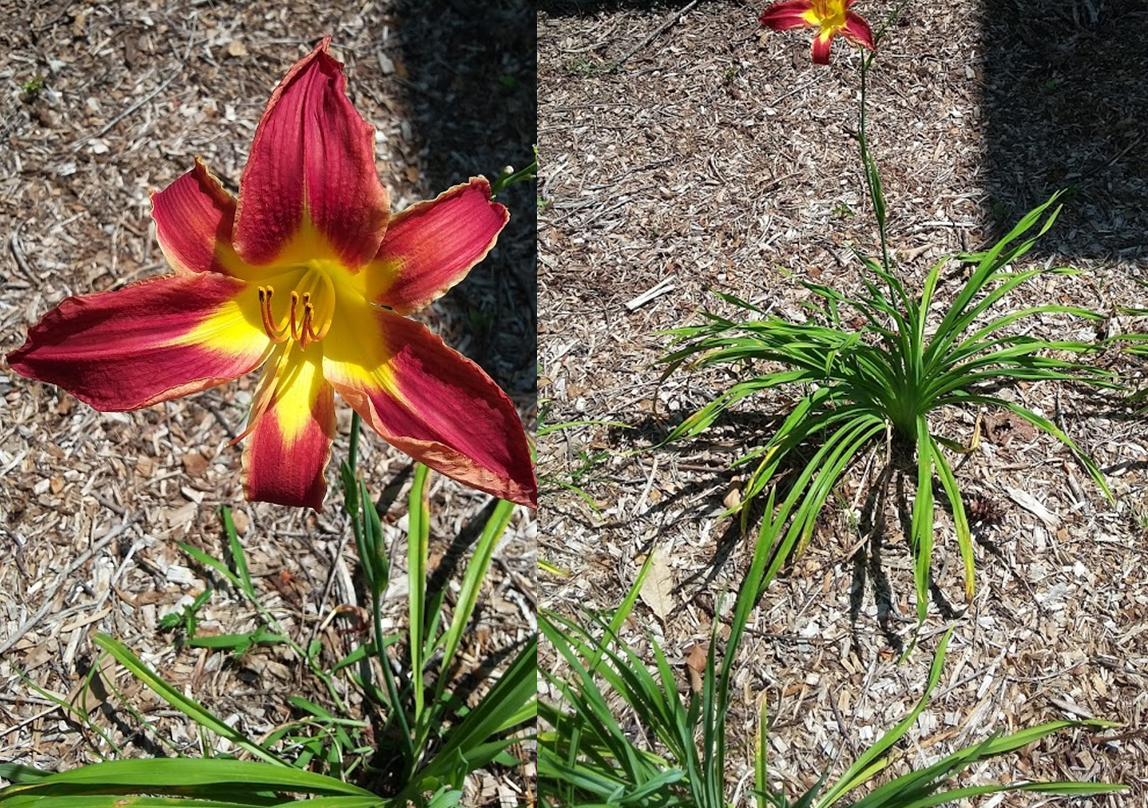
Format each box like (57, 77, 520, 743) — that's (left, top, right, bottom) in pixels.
(298, 303, 316, 350)
(258, 286, 290, 343)
(289, 291, 302, 342)
(309, 313, 333, 343)
(296, 293, 311, 341)
(256, 269, 335, 349)
(303, 302, 331, 343)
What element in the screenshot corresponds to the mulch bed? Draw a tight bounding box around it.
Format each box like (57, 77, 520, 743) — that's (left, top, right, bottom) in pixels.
(539, 0, 1147, 804)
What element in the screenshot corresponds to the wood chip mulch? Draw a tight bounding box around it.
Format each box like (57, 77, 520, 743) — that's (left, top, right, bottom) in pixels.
(540, 1, 1147, 805)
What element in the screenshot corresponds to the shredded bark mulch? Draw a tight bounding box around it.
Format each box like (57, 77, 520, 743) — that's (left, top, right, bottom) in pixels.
(540, 1, 1147, 804)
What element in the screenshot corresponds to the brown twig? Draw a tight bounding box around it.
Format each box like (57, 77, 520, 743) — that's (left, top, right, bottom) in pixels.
(609, 0, 702, 72)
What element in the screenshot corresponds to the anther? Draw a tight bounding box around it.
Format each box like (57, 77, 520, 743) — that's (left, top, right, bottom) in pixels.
(304, 303, 331, 343)
(288, 291, 302, 341)
(297, 303, 315, 350)
(258, 286, 290, 343)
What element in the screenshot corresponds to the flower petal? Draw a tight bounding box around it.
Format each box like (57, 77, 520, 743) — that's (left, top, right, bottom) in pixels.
(760, 0, 817, 30)
(242, 345, 335, 509)
(811, 29, 835, 64)
(151, 158, 243, 276)
(233, 37, 389, 270)
(365, 178, 510, 315)
(7, 273, 270, 411)
(840, 11, 876, 51)
(322, 304, 536, 507)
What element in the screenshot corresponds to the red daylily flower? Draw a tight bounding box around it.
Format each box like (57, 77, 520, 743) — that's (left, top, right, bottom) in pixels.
(760, 0, 876, 65)
(8, 37, 536, 511)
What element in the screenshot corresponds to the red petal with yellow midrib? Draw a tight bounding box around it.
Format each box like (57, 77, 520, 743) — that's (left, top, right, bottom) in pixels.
(233, 37, 389, 271)
(323, 309, 536, 508)
(241, 347, 335, 509)
(368, 178, 509, 315)
(6, 273, 268, 411)
(811, 29, 835, 64)
(760, 0, 817, 30)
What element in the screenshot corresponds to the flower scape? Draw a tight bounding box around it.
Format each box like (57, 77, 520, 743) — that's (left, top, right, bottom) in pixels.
(8, 37, 536, 511)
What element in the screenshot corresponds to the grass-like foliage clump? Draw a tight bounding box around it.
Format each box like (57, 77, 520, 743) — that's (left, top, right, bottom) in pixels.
(662, 193, 1117, 620)
(539, 556, 1125, 807)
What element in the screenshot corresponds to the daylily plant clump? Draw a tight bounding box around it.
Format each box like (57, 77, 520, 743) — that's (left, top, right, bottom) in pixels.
(760, 0, 875, 64)
(8, 37, 536, 511)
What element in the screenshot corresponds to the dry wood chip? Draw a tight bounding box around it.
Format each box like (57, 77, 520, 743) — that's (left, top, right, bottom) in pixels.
(1006, 487, 1061, 529)
(624, 276, 676, 311)
(637, 546, 675, 622)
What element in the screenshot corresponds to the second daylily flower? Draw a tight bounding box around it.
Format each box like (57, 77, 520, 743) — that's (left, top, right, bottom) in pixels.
(760, 0, 876, 65)
(8, 37, 536, 511)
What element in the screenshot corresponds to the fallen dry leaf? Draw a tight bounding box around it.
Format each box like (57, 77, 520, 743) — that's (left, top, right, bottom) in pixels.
(685, 642, 708, 693)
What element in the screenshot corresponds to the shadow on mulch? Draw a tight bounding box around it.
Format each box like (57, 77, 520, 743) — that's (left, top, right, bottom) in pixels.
(393, 0, 537, 395)
(982, 0, 1148, 263)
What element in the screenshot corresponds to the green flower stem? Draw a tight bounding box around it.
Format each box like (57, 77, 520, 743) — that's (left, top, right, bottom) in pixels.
(490, 151, 538, 198)
(377, 576, 417, 780)
(858, 50, 890, 274)
(856, 0, 915, 275)
(348, 411, 362, 472)
(340, 409, 418, 775)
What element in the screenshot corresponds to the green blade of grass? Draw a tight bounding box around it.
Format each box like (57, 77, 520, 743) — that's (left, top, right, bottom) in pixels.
(0, 758, 377, 799)
(436, 498, 515, 699)
(850, 719, 1124, 807)
(398, 635, 536, 799)
(929, 434, 974, 602)
(947, 392, 1112, 501)
(0, 795, 385, 808)
(177, 541, 243, 592)
(540, 619, 645, 778)
(220, 505, 256, 600)
(816, 628, 952, 806)
(754, 694, 768, 808)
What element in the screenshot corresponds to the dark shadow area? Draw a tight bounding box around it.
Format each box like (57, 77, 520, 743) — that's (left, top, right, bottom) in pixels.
(374, 463, 414, 519)
(363, 636, 527, 796)
(844, 459, 975, 656)
(982, 0, 1148, 264)
(70, 654, 170, 758)
(393, 0, 537, 398)
(849, 465, 903, 654)
(892, 472, 963, 622)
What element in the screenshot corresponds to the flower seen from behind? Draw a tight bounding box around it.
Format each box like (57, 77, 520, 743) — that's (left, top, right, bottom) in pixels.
(8, 37, 536, 511)
(760, 0, 876, 65)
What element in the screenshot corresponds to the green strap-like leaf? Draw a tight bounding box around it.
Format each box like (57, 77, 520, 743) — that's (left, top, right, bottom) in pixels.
(91, 635, 286, 768)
